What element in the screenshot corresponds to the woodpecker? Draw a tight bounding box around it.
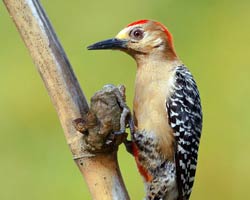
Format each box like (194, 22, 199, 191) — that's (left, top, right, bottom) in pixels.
(87, 20, 202, 200)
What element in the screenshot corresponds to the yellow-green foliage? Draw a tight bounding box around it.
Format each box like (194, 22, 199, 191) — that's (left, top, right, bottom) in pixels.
(0, 0, 249, 199)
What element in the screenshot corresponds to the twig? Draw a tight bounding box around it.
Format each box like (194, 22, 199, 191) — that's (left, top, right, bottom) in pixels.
(3, 0, 130, 199)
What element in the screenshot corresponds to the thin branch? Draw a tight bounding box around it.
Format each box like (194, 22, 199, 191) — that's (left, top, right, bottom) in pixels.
(3, 0, 130, 199)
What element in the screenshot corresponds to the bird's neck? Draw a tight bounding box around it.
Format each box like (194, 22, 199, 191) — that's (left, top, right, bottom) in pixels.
(135, 56, 182, 78)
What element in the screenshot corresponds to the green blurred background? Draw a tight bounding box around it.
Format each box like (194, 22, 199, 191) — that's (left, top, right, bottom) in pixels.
(1, 0, 250, 199)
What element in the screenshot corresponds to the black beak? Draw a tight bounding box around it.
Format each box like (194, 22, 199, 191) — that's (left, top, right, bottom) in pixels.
(87, 38, 127, 50)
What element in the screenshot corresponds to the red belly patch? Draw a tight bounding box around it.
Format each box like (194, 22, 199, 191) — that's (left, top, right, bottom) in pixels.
(132, 142, 153, 182)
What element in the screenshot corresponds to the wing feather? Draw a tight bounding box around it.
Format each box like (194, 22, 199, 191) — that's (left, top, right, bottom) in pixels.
(166, 65, 202, 200)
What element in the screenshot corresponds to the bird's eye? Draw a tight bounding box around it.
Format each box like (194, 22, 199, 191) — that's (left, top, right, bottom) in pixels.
(130, 28, 144, 40)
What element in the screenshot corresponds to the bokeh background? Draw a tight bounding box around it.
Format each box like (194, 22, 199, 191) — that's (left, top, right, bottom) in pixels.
(1, 0, 250, 199)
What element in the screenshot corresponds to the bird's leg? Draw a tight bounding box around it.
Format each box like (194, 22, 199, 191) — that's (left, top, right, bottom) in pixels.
(114, 103, 134, 154)
(112, 85, 135, 154)
(113, 85, 133, 135)
(114, 105, 130, 135)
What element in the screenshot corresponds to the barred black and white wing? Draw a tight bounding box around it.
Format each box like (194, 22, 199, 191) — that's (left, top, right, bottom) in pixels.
(166, 65, 202, 200)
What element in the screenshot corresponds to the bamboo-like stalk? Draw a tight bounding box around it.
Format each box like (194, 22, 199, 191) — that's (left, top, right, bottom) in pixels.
(3, 0, 130, 199)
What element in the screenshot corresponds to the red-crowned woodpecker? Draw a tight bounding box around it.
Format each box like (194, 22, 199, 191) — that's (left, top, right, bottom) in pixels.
(87, 19, 202, 200)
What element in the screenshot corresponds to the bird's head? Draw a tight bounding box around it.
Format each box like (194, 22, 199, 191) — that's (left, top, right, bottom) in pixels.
(87, 20, 177, 61)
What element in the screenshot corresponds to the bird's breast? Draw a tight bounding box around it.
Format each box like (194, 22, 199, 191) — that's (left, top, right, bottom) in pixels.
(133, 64, 176, 159)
